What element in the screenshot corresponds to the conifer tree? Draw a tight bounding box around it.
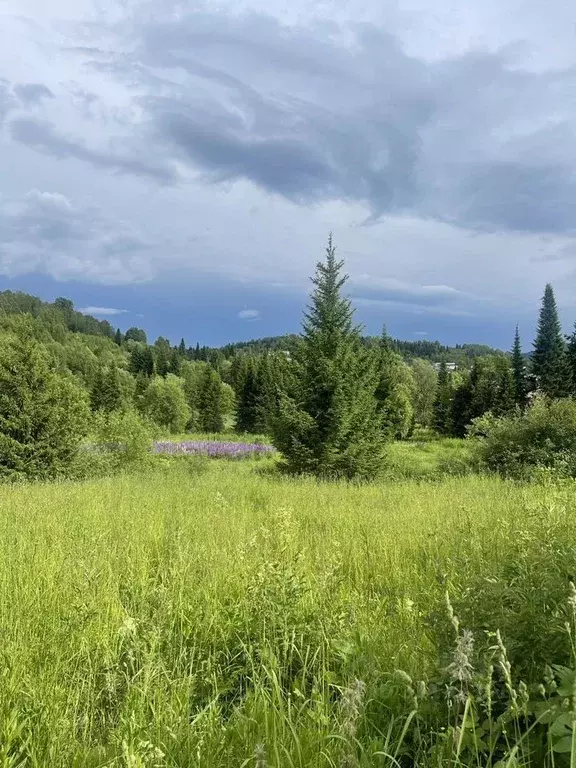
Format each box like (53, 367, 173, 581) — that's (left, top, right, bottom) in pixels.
(170, 348, 182, 377)
(433, 360, 453, 434)
(235, 358, 259, 433)
(198, 366, 224, 432)
(90, 365, 123, 413)
(511, 326, 528, 406)
(532, 284, 571, 397)
(270, 235, 385, 479)
(375, 327, 414, 439)
(155, 342, 171, 378)
(178, 338, 186, 357)
(114, 328, 123, 346)
(0, 327, 89, 479)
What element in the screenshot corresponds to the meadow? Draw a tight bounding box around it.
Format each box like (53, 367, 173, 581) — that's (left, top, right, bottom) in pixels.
(2, 442, 576, 766)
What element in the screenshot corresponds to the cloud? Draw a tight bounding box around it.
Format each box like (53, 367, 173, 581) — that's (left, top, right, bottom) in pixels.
(9, 118, 179, 185)
(79, 306, 129, 316)
(0, 190, 155, 284)
(13, 83, 54, 106)
(0, 80, 17, 124)
(413, 330, 428, 336)
(60, 7, 576, 236)
(533, 241, 576, 262)
(349, 275, 477, 309)
(238, 308, 261, 320)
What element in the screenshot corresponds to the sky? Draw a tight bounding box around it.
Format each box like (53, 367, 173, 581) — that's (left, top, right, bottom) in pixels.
(0, 0, 575, 347)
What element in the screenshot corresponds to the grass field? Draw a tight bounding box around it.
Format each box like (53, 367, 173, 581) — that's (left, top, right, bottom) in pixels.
(1, 452, 576, 765)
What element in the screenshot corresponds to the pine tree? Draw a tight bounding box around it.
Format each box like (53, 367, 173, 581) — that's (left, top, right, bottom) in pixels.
(433, 360, 453, 435)
(114, 328, 123, 346)
(532, 284, 571, 398)
(270, 235, 385, 479)
(511, 326, 528, 406)
(198, 366, 224, 432)
(178, 338, 186, 357)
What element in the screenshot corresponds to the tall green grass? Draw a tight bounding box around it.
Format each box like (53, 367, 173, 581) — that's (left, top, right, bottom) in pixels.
(1, 462, 576, 765)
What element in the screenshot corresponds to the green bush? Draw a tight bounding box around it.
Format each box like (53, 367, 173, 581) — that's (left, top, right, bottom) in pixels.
(141, 374, 191, 434)
(471, 395, 576, 478)
(0, 329, 90, 480)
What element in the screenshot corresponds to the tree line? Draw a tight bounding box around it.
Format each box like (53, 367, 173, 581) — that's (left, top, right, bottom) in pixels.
(0, 237, 572, 480)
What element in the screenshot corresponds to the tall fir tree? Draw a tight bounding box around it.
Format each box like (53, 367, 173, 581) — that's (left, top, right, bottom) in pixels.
(511, 326, 528, 406)
(235, 358, 260, 433)
(114, 328, 123, 346)
(178, 338, 187, 357)
(198, 366, 224, 432)
(433, 360, 453, 435)
(270, 235, 385, 479)
(532, 284, 571, 398)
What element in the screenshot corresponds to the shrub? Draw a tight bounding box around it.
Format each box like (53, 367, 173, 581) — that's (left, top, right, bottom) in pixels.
(471, 395, 576, 478)
(141, 374, 191, 434)
(0, 329, 90, 480)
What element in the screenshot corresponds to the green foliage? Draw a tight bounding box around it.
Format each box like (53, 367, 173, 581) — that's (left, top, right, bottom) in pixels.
(198, 366, 224, 432)
(511, 325, 528, 406)
(124, 327, 147, 344)
(375, 329, 415, 439)
(532, 284, 572, 397)
(566, 321, 576, 394)
(472, 395, 576, 478)
(129, 345, 154, 377)
(235, 357, 260, 433)
(271, 236, 385, 479)
(433, 360, 453, 435)
(90, 365, 124, 413)
(0, 327, 90, 480)
(451, 356, 516, 437)
(141, 375, 191, 434)
(90, 409, 153, 473)
(410, 358, 438, 427)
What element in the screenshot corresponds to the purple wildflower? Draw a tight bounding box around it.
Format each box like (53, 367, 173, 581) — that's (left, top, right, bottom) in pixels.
(152, 440, 275, 459)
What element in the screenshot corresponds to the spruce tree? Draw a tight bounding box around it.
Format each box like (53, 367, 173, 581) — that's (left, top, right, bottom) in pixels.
(235, 358, 259, 433)
(433, 360, 453, 435)
(90, 365, 123, 413)
(0, 327, 90, 479)
(114, 328, 123, 346)
(511, 326, 528, 406)
(532, 284, 571, 398)
(270, 235, 385, 479)
(178, 338, 186, 357)
(169, 348, 182, 377)
(198, 366, 224, 432)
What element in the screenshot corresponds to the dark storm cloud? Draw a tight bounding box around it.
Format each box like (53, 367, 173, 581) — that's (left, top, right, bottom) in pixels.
(10, 117, 179, 185)
(92, 10, 573, 235)
(0, 190, 153, 283)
